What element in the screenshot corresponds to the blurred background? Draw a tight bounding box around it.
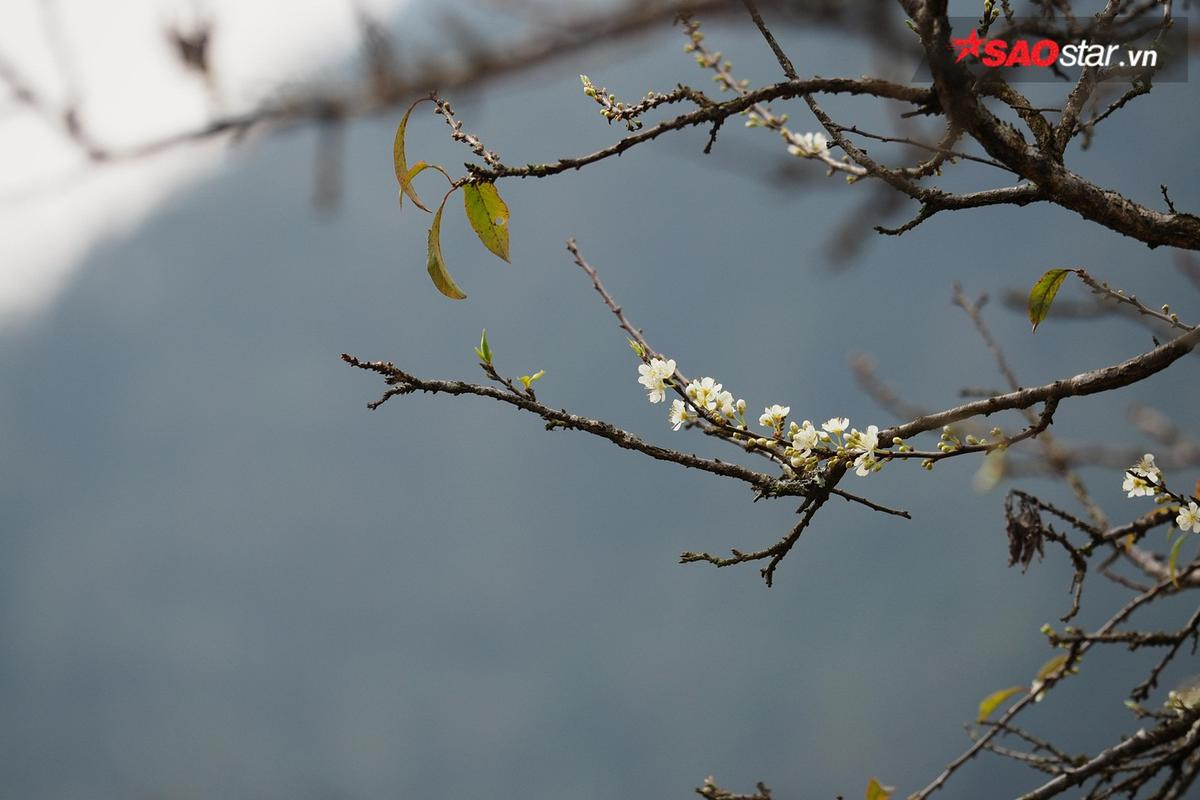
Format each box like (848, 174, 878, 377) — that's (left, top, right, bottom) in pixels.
(1, 1, 1198, 797)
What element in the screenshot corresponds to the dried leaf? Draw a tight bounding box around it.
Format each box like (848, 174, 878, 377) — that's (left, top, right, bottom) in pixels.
(1005, 492, 1045, 571)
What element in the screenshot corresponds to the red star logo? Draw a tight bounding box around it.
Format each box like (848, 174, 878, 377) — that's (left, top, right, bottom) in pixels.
(951, 28, 984, 62)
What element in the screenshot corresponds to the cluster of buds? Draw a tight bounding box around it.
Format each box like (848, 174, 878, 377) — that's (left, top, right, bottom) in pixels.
(937, 426, 963, 453)
(680, 13, 856, 178)
(433, 98, 500, 167)
(579, 75, 671, 131)
(680, 18, 748, 93)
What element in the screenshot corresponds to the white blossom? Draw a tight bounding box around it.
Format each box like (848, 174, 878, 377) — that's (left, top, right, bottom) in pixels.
(853, 456, 877, 477)
(668, 399, 694, 431)
(847, 425, 879, 450)
(715, 390, 738, 418)
(1123, 453, 1162, 498)
(789, 420, 821, 459)
(786, 423, 812, 468)
(822, 417, 850, 437)
(1178, 501, 1200, 534)
(637, 358, 676, 404)
(759, 404, 790, 430)
(786, 131, 828, 158)
(850, 425, 880, 477)
(686, 377, 723, 411)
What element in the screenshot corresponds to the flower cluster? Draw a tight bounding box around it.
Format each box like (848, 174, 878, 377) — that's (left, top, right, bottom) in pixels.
(785, 130, 829, 158)
(1120, 453, 1200, 535)
(817, 417, 882, 477)
(637, 358, 676, 404)
(633, 360, 889, 478)
(1122, 453, 1163, 498)
(846, 424, 881, 477)
(758, 404, 790, 431)
(786, 419, 823, 468)
(657, 371, 746, 432)
(688, 377, 729, 413)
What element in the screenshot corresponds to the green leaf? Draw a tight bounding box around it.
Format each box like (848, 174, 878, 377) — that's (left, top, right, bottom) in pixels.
(462, 182, 510, 262)
(394, 98, 431, 211)
(427, 194, 467, 300)
(1028, 268, 1074, 332)
(474, 329, 493, 364)
(977, 686, 1024, 722)
(865, 777, 895, 800)
(1168, 530, 1188, 586)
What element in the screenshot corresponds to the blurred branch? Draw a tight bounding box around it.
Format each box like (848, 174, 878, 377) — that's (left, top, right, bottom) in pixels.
(0, 1, 746, 183)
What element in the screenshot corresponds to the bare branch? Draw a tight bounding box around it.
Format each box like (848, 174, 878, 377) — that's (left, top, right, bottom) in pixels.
(879, 326, 1200, 443)
(339, 354, 801, 499)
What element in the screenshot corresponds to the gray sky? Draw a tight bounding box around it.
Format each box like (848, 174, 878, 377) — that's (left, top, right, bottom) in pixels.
(2, 3, 1199, 798)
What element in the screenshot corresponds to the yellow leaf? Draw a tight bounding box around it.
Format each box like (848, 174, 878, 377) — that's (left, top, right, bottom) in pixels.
(394, 98, 431, 211)
(1027, 268, 1075, 332)
(462, 182, 510, 262)
(977, 686, 1024, 722)
(1035, 654, 1069, 683)
(400, 162, 453, 213)
(865, 777, 895, 800)
(518, 370, 546, 389)
(399, 161, 433, 212)
(427, 196, 466, 300)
